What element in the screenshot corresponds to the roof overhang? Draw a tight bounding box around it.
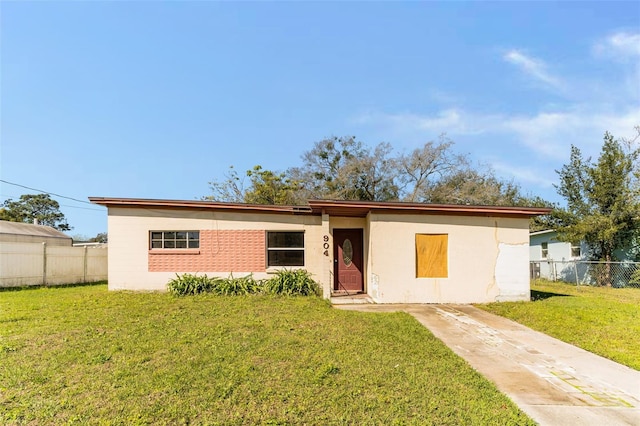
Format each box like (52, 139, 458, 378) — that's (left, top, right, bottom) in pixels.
(90, 197, 552, 219)
(307, 199, 552, 218)
(88, 197, 313, 215)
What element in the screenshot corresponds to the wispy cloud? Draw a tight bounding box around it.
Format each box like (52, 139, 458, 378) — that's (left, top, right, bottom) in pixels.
(356, 106, 640, 159)
(503, 49, 563, 90)
(352, 33, 639, 196)
(593, 31, 640, 100)
(502, 107, 640, 157)
(361, 109, 481, 134)
(355, 109, 499, 136)
(594, 31, 640, 59)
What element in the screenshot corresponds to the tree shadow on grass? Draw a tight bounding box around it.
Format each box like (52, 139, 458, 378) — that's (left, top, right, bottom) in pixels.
(531, 290, 572, 301)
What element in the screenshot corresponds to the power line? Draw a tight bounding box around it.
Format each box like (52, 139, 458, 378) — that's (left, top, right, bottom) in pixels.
(60, 204, 105, 212)
(0, 179, 101, 207)
(2, 194, 104, 212)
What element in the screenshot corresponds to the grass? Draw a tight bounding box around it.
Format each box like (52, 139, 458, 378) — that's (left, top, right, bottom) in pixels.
(0, 284, 534, 425)
(478, 280, 640, 371)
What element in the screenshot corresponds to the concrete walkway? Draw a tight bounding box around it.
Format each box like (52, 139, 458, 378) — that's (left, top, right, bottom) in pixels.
(335, 303, 640, 426)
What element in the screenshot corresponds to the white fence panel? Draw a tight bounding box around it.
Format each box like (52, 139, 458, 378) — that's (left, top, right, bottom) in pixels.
(0, 242, 44, 287)
(86, 248, 108, 282)
(46, 245, 85, 285)
(0, 242, 107, 287)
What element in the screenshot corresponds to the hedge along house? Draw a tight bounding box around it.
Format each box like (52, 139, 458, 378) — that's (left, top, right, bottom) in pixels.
(89, 197, 550, 303)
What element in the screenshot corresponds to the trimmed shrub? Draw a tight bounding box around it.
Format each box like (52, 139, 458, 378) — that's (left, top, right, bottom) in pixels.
(212, 273, 262, 296)
(264, 269, 321, 296)
(167, 270, 321, 297)
(167, 273, 216, 296)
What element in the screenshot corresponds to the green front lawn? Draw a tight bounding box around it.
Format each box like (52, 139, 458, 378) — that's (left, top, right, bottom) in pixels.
(0, 285, 533, 425)
(479, 280, 640, 370)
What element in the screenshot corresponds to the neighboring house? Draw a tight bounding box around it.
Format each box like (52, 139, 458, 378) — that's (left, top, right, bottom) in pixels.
(530, 230, 584, 263)
(89, 197, 550, 303)
(529, 229, 585, 281)
(0, 220, 72, 246)
(529, 229, 638, 282)
(530, 229, 638, 264)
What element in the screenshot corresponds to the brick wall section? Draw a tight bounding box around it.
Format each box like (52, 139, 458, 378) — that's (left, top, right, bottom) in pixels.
(149, 230, 266, 272)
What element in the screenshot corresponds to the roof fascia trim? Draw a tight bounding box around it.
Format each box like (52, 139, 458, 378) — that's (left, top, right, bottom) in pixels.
(89, 197, 313, 214)
(307, 200, 552, 217)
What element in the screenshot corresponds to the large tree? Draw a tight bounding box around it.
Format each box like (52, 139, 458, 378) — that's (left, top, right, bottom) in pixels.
(204, 166, 246, 203)
(204, 165, 304, 205)
(205, 135, 550, 212)
(243, 165, 303, 205)
(290, 136, 399, 201)
(1, 193, 72, 231)
(396, 136, 466, 202)
(555, 131, 640, 281)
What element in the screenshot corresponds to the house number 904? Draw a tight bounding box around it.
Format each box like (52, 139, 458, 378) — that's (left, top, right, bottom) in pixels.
(323, 235, 330, 256)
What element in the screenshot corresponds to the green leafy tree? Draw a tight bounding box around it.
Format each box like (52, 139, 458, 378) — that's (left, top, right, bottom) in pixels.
(243, 165, 303, 205)
(555, 131, 640, 284)
(205, 165, 303, 205)
(291, 136, 400, 201)
(1, 193, 72, 231)
(205, 135, 554, 213)
(522, 198, 563, 232)
(91, 232, 108, 243)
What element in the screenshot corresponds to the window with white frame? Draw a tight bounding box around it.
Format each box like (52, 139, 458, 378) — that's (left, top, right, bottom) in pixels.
(266, 231, 304, 266)
(541, 242, 548, 259)
(150, 231, 199, 249)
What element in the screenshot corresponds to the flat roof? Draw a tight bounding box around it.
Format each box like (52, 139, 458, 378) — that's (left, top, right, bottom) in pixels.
(89, 197, 551, 218)
(308, 199, 552, 218)
(89, 197, 312, 214)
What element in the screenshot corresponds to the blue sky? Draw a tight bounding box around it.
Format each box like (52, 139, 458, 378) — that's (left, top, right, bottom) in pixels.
(1, 1, 639, 238)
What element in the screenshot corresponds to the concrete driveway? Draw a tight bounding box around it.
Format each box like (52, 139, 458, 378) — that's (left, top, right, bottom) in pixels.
(335, 303, 640, 426)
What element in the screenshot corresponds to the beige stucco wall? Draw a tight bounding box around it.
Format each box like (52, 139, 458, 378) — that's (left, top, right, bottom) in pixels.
(106, 206, 531, 302)
(107, 207, 323, 291)
(366, 213, 531, 303)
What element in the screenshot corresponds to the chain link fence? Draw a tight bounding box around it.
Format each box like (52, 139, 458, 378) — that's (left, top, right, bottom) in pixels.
(530, 260, 640, 288)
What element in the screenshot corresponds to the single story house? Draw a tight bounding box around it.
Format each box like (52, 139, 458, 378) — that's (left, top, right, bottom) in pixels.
(0, 220, 72, 246)
(89, 197, 550, 303)
(529, 229, 585, 281)
(530, 230, 584, 263)
(529, 229, 638, 282)
(530, 230, 638, 263)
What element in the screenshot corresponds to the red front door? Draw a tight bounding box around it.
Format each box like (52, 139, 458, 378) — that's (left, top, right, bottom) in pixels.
(333, 229, 364, 292)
